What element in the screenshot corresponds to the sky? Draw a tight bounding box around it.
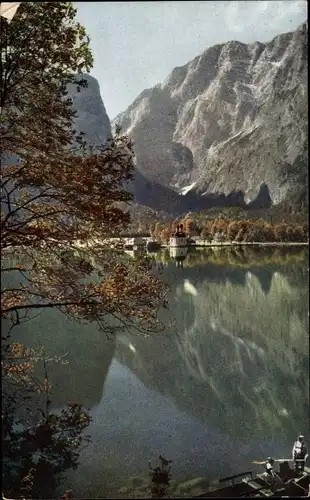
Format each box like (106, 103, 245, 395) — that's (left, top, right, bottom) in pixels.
(75, 1, 307, 120)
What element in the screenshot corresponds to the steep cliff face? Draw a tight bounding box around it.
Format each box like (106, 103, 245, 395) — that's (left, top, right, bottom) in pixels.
(67, 74, 185, 212)
(67, 73, 112, 147)
(113, 22, 308, 208)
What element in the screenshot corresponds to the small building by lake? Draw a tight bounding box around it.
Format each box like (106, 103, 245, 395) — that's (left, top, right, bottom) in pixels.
(169, 224, 187, 247)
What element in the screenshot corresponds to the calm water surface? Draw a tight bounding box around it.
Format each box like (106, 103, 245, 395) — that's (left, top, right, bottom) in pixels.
(10, 248, 309, 497)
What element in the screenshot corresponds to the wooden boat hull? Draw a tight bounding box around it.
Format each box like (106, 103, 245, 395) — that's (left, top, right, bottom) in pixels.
(196, 466, 309, 498)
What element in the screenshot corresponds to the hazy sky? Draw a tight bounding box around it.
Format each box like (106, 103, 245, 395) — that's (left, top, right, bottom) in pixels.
(75, 1, 307, 119)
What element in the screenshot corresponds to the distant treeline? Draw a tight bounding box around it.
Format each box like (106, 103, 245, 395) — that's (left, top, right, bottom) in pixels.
(124, 210, 308, 243)
(125, 203, 308, 242)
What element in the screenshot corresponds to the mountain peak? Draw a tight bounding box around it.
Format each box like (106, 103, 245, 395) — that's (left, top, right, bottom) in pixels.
(112, 23, 307, 211)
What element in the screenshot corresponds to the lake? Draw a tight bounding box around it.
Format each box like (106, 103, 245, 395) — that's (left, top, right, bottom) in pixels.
(7, 247, 309, 497)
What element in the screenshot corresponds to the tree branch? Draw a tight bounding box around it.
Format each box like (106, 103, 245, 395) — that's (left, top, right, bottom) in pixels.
(3, 300, 98, 314)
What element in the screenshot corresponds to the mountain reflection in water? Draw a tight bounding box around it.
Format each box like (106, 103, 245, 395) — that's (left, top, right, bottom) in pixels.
(5, 248, 309, 496)
(117, 256, 309, 441)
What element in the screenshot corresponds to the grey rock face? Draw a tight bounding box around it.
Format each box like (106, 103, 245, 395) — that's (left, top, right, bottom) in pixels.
(67, 73, 112, 147)
(66, 74, 190, 213)
(113, 22, 308, 207)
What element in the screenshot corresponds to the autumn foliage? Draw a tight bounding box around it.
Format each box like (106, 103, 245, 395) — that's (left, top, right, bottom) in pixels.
(1, 1, 167, 335)
(148, 216, 308, 245)
(1, 3, 167, 498)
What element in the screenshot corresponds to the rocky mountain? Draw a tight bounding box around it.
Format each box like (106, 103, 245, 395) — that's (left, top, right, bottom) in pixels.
(68, 74, 193, 213)
(67, 74, 112, 147)
(69, 75, 275, 214)
(113, 22, 308, 212)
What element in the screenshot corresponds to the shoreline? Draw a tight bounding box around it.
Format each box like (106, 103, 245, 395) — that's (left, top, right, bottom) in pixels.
(161, 241, 309, 248)
(3, 240, 308, 253)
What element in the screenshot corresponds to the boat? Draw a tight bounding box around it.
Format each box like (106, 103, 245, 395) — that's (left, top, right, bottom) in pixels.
(195, 464, 310, 498)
